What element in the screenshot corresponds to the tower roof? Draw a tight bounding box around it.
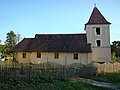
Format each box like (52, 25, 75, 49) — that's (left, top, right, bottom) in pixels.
(85, 7, 111, 25)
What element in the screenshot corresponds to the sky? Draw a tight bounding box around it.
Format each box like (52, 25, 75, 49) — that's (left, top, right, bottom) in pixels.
(0, 0, 120, 44)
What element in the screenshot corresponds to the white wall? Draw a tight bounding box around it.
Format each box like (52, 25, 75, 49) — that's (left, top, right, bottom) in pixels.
(86, 24, 111, 62)
(86, 24, 110, 47)
(16, 52, 92, 65)
(92, 47, 111, 62)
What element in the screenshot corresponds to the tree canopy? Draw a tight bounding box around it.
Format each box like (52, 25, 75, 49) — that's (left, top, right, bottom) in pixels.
(111, 41, 120, 57)
(0, 31, 22, 59)
(0, 31, 17, 58)
(5, 31, 16, 48)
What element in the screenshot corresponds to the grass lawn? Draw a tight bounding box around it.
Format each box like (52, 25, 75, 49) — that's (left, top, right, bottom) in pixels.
(86, 72, 120, 85)
(0, 76, 112, 90)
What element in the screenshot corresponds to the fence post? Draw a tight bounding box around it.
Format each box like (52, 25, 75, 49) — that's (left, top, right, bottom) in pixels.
(63, 65, 66, 77)
(28, 66, 32, 79)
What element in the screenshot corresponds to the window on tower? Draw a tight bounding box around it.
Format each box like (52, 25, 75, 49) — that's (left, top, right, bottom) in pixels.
(96, 40, 101, 46)
(96, 27, 100, 35)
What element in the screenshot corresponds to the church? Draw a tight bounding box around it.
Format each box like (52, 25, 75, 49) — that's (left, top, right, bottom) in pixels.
(10, 6, 111, 65)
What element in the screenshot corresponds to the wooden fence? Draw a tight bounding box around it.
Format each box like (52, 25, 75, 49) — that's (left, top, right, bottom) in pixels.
(95, 62, 120, 73)
(0, 63, 96, 82)
(0, 62, 119, 82)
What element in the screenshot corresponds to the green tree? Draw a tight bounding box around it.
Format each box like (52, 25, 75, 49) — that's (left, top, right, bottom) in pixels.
(111, 41, 120, 57)
(0, 45, 9, 57)
(111, 41, 120, 62)
(2, 31, 17, 59)
(5, 31, 16, 48)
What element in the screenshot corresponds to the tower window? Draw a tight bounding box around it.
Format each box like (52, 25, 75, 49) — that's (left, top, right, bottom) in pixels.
(22, 53, 26, 58)
(54, 53, 59, 59)
(96, 27, 100, 35)
(96, 40, 101, 46)
(74, 54, 78, 60)
(37, 52, 41, 58)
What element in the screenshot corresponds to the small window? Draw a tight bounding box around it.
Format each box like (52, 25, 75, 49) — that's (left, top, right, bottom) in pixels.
(37, 52, 41, 58)
(74, 54, 78, 60)
(96, 27, 100, 35)
(54, 53, 59, 59)
(22, 53, 26, 58)
(96, 40, 101, 46)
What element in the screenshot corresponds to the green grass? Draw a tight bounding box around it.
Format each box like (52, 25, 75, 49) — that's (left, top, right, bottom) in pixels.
(86, 72, 120, 84)
(0, 76, 112, 90)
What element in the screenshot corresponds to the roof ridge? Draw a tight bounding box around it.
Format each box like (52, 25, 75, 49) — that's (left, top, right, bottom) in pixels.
(36, 33, 86, 35)
(24, 38, 34, 39)
(35, 33, 86, 38)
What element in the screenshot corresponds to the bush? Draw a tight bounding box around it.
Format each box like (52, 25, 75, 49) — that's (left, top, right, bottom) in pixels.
(0, 77, 110, 90)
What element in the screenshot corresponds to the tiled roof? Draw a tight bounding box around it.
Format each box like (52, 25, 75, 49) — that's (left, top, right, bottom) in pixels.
(86, 7, 111, 25)
(10, 34, 92, 53)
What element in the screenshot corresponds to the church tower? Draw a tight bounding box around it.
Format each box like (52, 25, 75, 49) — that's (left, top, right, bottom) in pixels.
(85, 6, 111, 62)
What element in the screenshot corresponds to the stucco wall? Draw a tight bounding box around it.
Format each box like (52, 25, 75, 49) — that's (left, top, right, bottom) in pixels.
(86, 25, 110, 47)
(92, 47, 111, 62)
(16, 52, 31, 63)
(16, 52, 92, 65)
(86, 24, 111, 62)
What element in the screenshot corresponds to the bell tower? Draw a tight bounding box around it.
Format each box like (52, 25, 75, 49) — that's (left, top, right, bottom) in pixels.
(85, 6, 111, 62)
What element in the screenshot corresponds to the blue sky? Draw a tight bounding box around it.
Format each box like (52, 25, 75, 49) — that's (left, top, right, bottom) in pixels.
(0, 0, 120, 44)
